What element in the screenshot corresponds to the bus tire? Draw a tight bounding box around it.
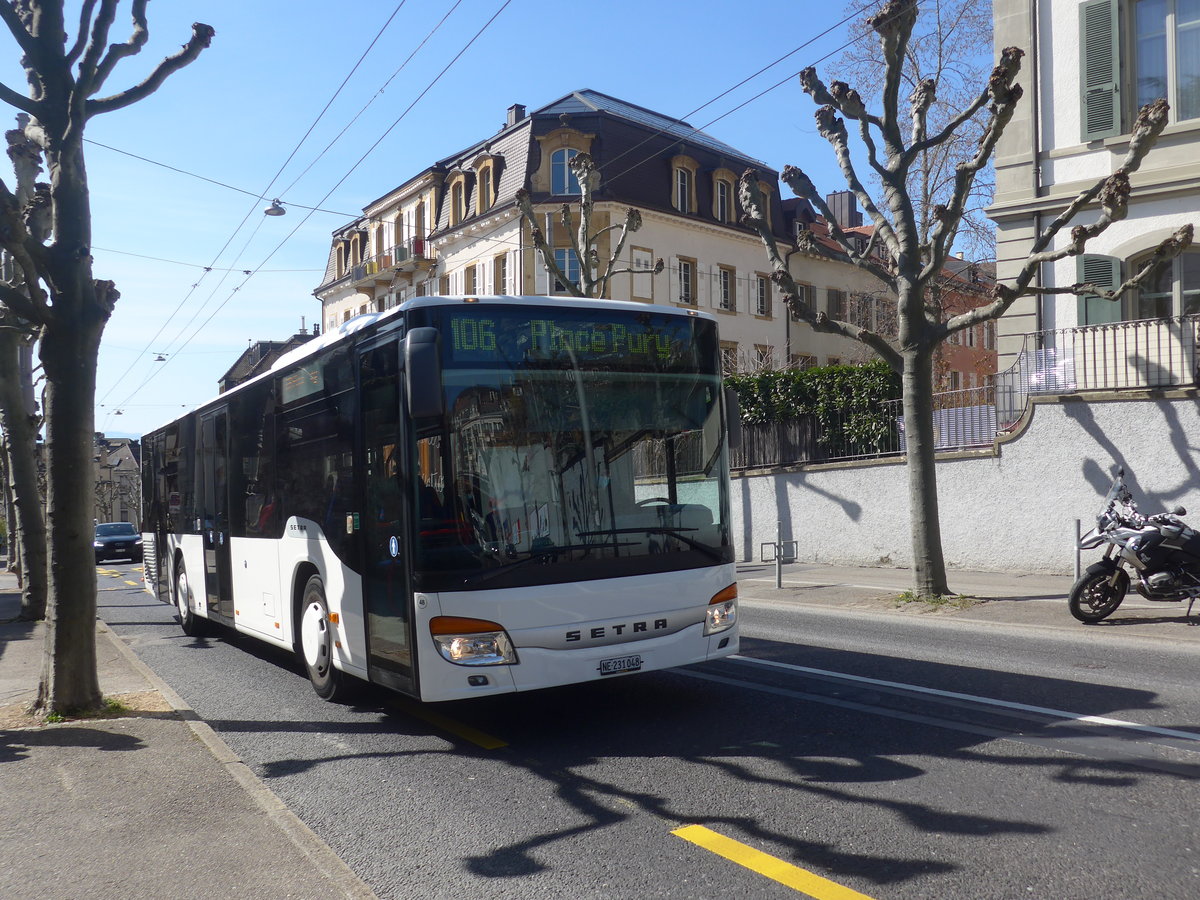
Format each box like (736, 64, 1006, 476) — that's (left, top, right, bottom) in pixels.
(174, 561, 207, 637)
(298, 575, 356, 702)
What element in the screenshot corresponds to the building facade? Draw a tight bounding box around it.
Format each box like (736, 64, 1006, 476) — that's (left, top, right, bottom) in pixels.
(314, 90, 893, 373)
(990, 0, 1200, 371)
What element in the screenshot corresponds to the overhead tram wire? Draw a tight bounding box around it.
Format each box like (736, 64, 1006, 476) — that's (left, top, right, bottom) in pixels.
(597, 0, 909, 189)
(97, 1, 412, 409)
(110, 0, 515, 418)
(596, 0, 877, 182)
(276, 0, 466, 200)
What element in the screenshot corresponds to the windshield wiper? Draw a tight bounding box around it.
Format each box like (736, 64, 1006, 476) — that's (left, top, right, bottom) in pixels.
(575, 527, 724, 562)
(456, 541, 639, 586)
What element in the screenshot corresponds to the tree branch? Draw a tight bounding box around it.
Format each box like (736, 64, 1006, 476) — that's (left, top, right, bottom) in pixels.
(76, 0, 121, 99)
(91, 0, 150, 97)
(514, 188, 585, 298)
(86, 21, 214, 118)
(0, 79, 39, 116)
(66, 0, 101, 67)
(738, 170, 901, 370)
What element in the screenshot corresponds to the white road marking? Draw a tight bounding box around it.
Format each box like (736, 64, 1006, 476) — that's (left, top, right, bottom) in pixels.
(728, 654, 1200, 744)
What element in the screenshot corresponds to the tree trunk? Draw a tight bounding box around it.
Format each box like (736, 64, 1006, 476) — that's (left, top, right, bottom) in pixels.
(0, 325, 47, 620)
(901, 347, 951, 596)
(34, 127, 106, 715)
(34, 315, 104, 714)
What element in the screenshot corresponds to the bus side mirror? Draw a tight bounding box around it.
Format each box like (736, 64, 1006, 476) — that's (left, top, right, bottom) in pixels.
(404, 327, 445, 420)
(724, 386, 742, 450)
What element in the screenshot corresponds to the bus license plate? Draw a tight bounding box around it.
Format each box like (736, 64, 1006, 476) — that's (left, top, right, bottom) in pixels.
(598, 654, 643, 676)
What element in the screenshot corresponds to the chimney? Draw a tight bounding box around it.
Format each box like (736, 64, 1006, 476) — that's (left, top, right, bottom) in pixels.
(507, 104, 526, 127)
(825, 190, 863, 228)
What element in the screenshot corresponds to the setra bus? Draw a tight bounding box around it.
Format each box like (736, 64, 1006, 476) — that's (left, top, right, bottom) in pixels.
(141, 295, 740, 702)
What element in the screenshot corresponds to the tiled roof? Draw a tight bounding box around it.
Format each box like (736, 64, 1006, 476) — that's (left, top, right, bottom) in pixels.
(535, 90, 767, 167)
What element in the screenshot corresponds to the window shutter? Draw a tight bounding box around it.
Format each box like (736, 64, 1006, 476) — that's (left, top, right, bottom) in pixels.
(1078, 254, 1123, 325)
(1080, 0, 1122, 141)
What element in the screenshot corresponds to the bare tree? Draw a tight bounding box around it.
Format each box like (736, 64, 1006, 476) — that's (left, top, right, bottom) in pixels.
(833, 0, 996, 262)
(0, 1, 212, 715)
(741, 0, 1192, 597)
(515, 152, 661, 298)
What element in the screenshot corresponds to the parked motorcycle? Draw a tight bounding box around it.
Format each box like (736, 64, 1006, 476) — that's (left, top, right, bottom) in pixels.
(1070, 468, 1200, 623)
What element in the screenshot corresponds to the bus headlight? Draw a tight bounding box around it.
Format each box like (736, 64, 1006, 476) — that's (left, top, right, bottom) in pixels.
(704, 584, 738, 635)
(430, 616, 517, 666)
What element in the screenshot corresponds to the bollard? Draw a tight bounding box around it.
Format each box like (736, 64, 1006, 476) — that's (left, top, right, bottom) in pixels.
(776, 520, 783, 589)
(1074, 518, 1081, 583)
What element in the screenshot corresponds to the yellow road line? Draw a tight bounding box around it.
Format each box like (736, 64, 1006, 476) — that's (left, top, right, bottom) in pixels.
(672, 825, 877, 900)
(389, 697, 507, 750)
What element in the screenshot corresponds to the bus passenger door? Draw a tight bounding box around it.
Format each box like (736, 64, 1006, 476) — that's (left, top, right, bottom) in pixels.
(198, 407, 234, 621)
(357, 343, 416, 695)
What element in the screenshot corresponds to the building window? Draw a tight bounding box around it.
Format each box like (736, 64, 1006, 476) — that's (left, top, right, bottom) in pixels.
(719, 341, 738, 375)
(716, 179, 733, 223)
(464, 264, 478, 295)
(1133, 248, 1200, 318)
(477, 165, 493, 214)
(1134, 0, 1200, 122)
(631, 247, 654, 301)
(755, 275, 771, 317)
(675, 167, 693, 214)
(754, 344, 773, 370)
(493, 254, 508, 295)
(848, 294, 872, 329)
(827, 288, 847, 320)
(791, 283, 814, 321)
(790, 353, 817, 370)
(553, 248, 580, 293)
(677, 257, 696, 304)
(1081, 0, 1200, 140)
(552, 148, 580, 195)
(450, 178, 466, 226)
(717, 266, 735, 311)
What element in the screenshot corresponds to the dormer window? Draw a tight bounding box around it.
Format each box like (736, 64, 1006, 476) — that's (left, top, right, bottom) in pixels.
(552, 148, 581, 195)
(675, 167, 693, 213)
(712, 168, 738, 224)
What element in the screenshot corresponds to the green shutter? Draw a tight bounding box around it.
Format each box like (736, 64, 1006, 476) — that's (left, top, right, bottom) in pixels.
(1078, 254, 1123, 325)
(1080, 0, 1122, 141)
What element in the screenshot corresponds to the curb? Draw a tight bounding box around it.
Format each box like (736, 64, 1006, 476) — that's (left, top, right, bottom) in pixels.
(98, 616, 378, 900)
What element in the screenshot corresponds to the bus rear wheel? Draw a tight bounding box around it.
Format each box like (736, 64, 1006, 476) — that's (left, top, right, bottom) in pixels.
(298, 575, 356, 702)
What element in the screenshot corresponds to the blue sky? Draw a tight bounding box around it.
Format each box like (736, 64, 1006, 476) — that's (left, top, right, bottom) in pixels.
(2, 0, 907, 438)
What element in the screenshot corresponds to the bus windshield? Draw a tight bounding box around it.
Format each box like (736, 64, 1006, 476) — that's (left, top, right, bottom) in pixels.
(413, 307, 732, 591)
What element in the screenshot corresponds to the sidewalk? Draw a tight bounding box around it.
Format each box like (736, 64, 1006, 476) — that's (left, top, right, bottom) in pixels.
(735, 560, 1200, 642)
(0, 571, 377, 900)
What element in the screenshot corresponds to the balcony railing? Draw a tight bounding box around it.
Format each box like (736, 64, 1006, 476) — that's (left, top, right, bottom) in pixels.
(348, 239, 430, 283)
(731, 316, 1200, 470)
(995, 315, 1200, 427)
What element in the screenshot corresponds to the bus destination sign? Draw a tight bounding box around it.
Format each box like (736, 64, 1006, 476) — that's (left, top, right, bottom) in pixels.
(444, 309, 712, 372)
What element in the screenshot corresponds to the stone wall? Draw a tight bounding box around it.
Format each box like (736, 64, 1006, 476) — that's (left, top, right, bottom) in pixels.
(730, 391, 1200, 574)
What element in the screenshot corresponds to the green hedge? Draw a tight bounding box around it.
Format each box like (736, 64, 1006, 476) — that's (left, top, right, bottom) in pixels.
(725, 360, 903, 455)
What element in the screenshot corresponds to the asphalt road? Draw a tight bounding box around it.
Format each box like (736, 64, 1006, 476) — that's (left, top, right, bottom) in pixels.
(97, 562, 1200, 899)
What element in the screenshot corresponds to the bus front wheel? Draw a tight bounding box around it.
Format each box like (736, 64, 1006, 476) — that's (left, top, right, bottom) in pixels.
(298, 575, 356, 702)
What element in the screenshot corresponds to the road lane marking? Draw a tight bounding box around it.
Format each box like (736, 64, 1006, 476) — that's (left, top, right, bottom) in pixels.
(728, 655, 1200, 744)
(387, 696, 507, 750)
(672, 825, 877, 899)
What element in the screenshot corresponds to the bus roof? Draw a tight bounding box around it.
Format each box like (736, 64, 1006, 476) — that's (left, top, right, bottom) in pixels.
(269, 295, 716, 375)
(143, 296, 717, 436)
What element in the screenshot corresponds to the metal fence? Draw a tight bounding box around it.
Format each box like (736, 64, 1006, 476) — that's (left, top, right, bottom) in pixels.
(731, 316, 1200, 471)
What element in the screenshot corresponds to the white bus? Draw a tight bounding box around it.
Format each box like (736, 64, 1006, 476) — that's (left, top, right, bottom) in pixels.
(141, 296, 740, 702)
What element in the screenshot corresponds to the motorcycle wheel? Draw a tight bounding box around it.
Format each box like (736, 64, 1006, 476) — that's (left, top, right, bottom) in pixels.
(1068, 565, 1129, 623)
